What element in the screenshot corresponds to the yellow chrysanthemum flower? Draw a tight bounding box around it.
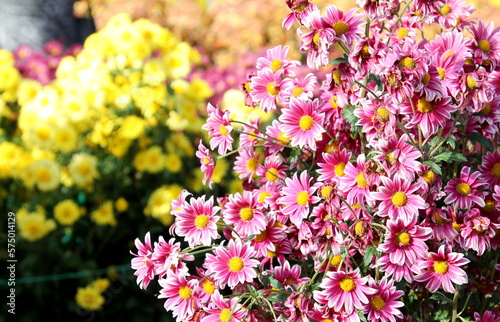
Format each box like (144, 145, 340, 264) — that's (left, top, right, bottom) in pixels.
(164, 153, 182, 173)
(92, 278, 110, 292)
(145, 185, 181, 225)
(17, 208, 56, 242)
(75, 286, 105, 311)
(91, 201, 116, 226)
(118, 115, 146, 140)
(54, 199, 81, 226)
(115, 197, 129, 213)
(26, 159, 60, 192)
(53, 124, 78, 153)
(68, 153, 98, 187)
(141, 145, 165, 173)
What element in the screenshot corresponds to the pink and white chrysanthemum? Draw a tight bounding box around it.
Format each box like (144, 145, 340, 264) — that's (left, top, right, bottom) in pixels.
(363, 276, 404, 322)
(204, 238, 259, 288)
(238, 117, 262, 148)
(264, 120, 291, 154)
(174, 195, 221, 248)
(249, 68, 294, 113)
(298, 9, 336, 69)
(377, 217, 432, 270)
(279, 97, 325, 150)
(130, 232, 155, 289)
(356, 0, 399, 22)
(349, 34, 388, 77)
(444, 166, 487, 209)
(282, 0, 318, 30)
(152, 236, 192, 278)
(256, 152, 288, 184)
(460, 208, 500, 255)
(370, 176, 427, 224)
(323, 5, 365, 45)
(233, 147, 261, 183)
(279, 171, 320, 226)
(314, 268, 377, 314)
(200, 290, 246, 322)
(469, 21, 500, 69)
(354, 95, 398, 143)
(290, 72, 318, 100)
(414, 245, 469, 293)
(272, 260, 310, 291)
(158, 271, 201, 320)
(434, 0, 475, 30)
(473, 310, 500, 322)
(202, 103, 234, 155)
(317, 148, 352, 184)
(256, 45, 301, 77)
(196, 141, 215, 188)
(249, 216, 286, 258)
(479, 150, 500, 187)
(340, 154, 377, 206)
(222, 190, 267, 236)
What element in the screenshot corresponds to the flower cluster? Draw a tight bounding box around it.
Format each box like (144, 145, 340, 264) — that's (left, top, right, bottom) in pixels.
(132, 0, 500, 320)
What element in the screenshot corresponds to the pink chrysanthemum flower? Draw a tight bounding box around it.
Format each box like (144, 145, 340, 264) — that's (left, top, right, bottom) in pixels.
(238, 117, 262, 148)
(421, 206, 459, 243)
(256, 152, 288, 184)
(130, 232, 155, 289)
(349, 34, 388, 77)
(222, 190, 267, 236)
(434, 0, 475, 30)
(323, 5, 365, 45)
(290, 72, 318, 100)
(158, 271, 201, 320)
(205, 238, 259, 288)
(356, 0, 399, 22)
(399, 94, 456, 137)
(386, 16, 421, 47)
(317, 148, 352, 184)
(233, 147, 261, 183)
(444, 166, 487, 209)
(460, 208, 500, 255)
(249, 216, 285, 258)
(355, 95, 398, 143)
(196, 141, 215, 188)
(200, 290, 246, 322)
(469, 21, 500, 69)
(370, 176, 427, 224)
(479, 150, 500, 187)
(249, 67, 294, 113)
(314, 268, 377, 314)
(279, 97, 325, 150)
(174, 195, 221, 248)
(202, 103, 234, 155)
(264, 120, 291, 154)
(279, 171, 320, 226)
(282, 0, 318, 30)
(152, 236, 192, 278)
(298, 9, 336, 69)
(414, 245, 469, 293)
(256, 45, 301, 77)
(377, 217, 432, 274)
(363, 276, 404, 322)
(473, 310, 500, 322)
(340, 154, 378, 206)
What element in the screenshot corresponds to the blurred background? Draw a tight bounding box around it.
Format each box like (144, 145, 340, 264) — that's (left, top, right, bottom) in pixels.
(1, 0, 500, 321)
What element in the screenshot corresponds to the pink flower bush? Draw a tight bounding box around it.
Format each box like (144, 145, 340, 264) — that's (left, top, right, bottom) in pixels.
(132, 0, 500, 320)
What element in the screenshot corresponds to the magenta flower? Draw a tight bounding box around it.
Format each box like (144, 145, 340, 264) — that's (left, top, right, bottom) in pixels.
(205, 238, 259, 288)
(279, 97, 325, 150)
(222, 190, 267, 236)
(174, 195, 221, 248)
(317, 148, 351, 183)
(470, 21, 500, 69)
(370, 176, 427, 224)
(200, 290, 246, 322)
(314, 268, 377, 314)
(279, 171, 320, 226)
(414, 245, 469, 293)
(444, 166, 487, 209)
(249, 67, 294, 112)
(130, 232, 155, 289)
(202, 103, 234, 155)
(158, 271, 201, 320)
(256, 45, 301, 76)
(196, 141, 215, 188)
(479, 150, 500, 187)
(363, 276, 404, 322)
(233, 147, 261, 183)
(152, 236, 192, 278)
(323, 5, 365, 44)
(460, 208, 500, 255)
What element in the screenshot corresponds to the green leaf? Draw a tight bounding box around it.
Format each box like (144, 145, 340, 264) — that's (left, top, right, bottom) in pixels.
(433, 151, 467, 164)
(468, 132, 493, 149)
(342, 105, 362, 137)
(368, 74, 383, 91)
(363, 245, 377, 268)
(422, 160, 443, 175)
(329, 56, 349, 65)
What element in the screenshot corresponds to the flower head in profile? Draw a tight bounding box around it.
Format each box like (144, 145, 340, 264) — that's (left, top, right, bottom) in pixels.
(130, 232, 155, 289)
(205, 238, 259, 288)
(279, 97, 325, 150)
(414, 245, 469, 293)
(202, 103, 234, 155)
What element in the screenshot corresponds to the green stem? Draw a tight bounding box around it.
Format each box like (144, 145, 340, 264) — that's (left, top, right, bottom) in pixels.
(354, 80, 384, 101)
(451, 287, 459, 322)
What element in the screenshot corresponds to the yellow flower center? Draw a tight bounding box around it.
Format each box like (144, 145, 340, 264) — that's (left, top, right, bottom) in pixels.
(203, 157, 210, 164)
(313, 32, 321, 46)
(228, 257, 244, 272)
(333, 21, 349, 36)
(391, 191, 408, 207)
(397, 28, 409, 39)
(422, 73, 431, 85)
(422, 170, 435, 184)
(339, 276, 356, 292)
(356, 172, 369, 188)
(267, 250, 277, 258)
(361, 44, 371, 58)
(270, 60, 283, 72)
(456, 182, 471, 195)
(244, 81, 253, 93)
(299, 115, 315, 131)
(239, 207, 254, 222)
(466, 75, 478, 90)
(258, 191, 271, 203)
(246, 158, 258, 171)
(398, 57, 416, 70)
(377, 107, 390, 122)
(178, 286, 192, 300)
(371, 296, 386, 311)
(334, 162, 346, 177)
(278, 132, 290, 143)
(434, 211, 447, 225)
(437, 67, 446, 81)
(254, 230, 268, 242)
(35, 127, 51, 141)
(491, 163, 500, 179)
(296, 191, 310, 206)
(433, 260, 449, 274)
(480, 102, 491, 116)
(321, 185, 334, 198)
(266, 168, 279, 181)
(219, 308, 232, 322)
(266, 82, 279, 96)
(332, 69, 343, 85)
(355, 221, 365, 236)
(417, 98, 435, 113)
(478, 40, 491, 53)
(289, 85, 304, 97)
(482, 200, 495, 213)
(202, 279, 216, 295)
(219, 125, 229, 136)
(78, 162, 92, 176)
(195, 215, 210, 229)
(452, 222, 461, 232)
(385, 150, 397, 164)
(330, 254, 342, 266)
(440, 4, 452, 15)
(36, 168, 51, 183)
(330, 95, 339, 109)
(395, 231, 411, 246)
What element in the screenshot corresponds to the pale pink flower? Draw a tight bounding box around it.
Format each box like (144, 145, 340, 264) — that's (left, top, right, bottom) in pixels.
(130, 232, 155, 289)
(196, 141, 215, 188)
(256, 45, 301, 77)
(202, 103, 234, 155)
(200, 290, 246, 322)
(249, 68, 294, 112)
